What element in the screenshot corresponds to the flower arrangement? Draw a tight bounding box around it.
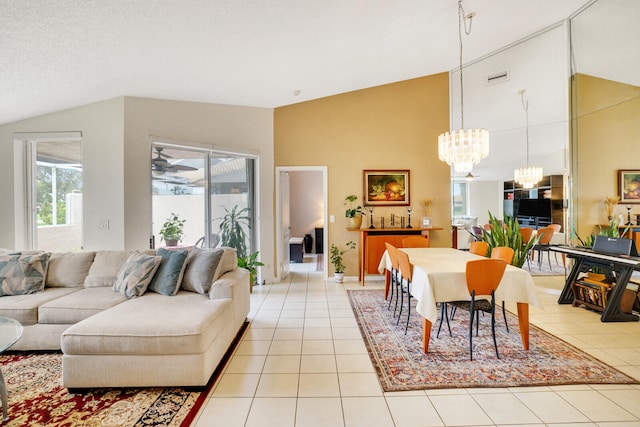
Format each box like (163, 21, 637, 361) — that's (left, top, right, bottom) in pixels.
(420, 199, 433, 216)
(604, 196, 620, 220)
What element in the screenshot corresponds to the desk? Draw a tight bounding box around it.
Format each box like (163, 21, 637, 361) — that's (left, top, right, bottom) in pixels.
(0, 317, 22, 421)
(551, 245, 640, 322)
(378, 248, 541, 353)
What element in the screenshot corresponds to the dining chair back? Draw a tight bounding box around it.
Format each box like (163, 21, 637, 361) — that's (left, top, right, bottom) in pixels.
(519, 227, 533, 243)
(466, 258, 507, 360)
(490, 246, 514, 264)
(396, 249, 414, 334)
(402, 236, 429, 248)
(469, 241, 489, 257)
(548, 224, 562, 233)
(385, 243, 400, 313)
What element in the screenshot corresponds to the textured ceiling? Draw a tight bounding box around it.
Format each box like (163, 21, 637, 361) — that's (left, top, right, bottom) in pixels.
(0, 0, 592, 125)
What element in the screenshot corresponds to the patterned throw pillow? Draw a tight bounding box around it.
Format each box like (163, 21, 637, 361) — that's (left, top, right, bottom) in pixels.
(148, 248, 189, 296)
(0, 252, 51, 296)
(112, 252, 161, 299)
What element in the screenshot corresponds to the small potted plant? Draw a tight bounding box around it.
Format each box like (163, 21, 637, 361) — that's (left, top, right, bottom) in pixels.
(344, 195, 365, 229)
(330, 241, 356, 283)
(159, 213, 186, 246)
(238, 251, 265, 292)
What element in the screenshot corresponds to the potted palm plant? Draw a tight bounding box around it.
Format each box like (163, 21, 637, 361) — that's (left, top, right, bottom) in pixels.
(344, 195, 365, 229)
(480, 212, 538, 268)
(159, 213, 186, 246)
(330, 241, 356, 283)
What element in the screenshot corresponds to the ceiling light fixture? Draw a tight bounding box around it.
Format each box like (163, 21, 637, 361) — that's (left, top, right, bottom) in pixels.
(513, 89, 543, 189)
(438, 0, 489, 175)
(465, 172, 474, 181)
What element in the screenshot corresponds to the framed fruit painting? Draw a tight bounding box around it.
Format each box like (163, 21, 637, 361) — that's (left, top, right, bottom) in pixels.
(619, 170, 640, 203)
(363, 170, 410, 206)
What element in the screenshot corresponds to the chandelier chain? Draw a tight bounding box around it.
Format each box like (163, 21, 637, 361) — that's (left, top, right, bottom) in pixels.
(520, 90, 530, 166)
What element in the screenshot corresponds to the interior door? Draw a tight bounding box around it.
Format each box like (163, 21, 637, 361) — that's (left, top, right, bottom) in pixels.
(279, 170, 291, 278)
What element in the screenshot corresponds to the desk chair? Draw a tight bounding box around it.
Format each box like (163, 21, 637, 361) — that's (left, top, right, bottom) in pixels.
(396, 249, 414, 334)
(402, 236, 429, 248)
(466, 258, 507, 360)
(385, 243, 401, 314)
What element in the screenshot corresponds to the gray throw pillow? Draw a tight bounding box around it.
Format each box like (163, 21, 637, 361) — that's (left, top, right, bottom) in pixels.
(148, 248, 189, 296)
(112, 252, 161, 299)
(0, 252, 51, 296)
(181, 248, 224, 295)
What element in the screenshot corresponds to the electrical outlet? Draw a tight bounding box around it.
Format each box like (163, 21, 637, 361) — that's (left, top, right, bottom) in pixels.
(330, 215, 335, 223)
(99, 219, 110, 230)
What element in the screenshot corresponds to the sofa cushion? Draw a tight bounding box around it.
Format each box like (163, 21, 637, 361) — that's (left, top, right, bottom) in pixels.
(0, 287, 80, 325)
(113, 252, 161, 298)
(148, 249, 188, 296)
(61, 291, 232, 355)
(209, 278, 234, 300)
(84, 251, 131, 288)
(39, 287, 128, 324)
(0, 252, 50, 296)
(47, 252, 96, 288)
(217, 247, 238, 280)
(181, 248, 224, 295)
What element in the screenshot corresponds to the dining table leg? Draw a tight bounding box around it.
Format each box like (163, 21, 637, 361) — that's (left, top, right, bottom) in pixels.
(422, 318, 432, 353)
(517, 302, 530, 350)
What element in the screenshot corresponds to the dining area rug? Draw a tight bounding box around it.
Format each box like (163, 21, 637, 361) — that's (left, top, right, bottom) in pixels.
(348, 289, 638, 392)
(0, 352, 213, 427)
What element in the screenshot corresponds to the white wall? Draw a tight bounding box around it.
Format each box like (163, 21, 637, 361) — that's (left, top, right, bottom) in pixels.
(288, 171, 324, 241)
(468, 180, 502, 226)
(1, 98, 125, 250)
(1, 96, 276, 282)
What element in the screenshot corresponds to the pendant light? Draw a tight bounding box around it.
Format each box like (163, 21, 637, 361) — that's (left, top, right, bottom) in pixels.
(438, 0, 489, 175)
(513, 89, 543, 188)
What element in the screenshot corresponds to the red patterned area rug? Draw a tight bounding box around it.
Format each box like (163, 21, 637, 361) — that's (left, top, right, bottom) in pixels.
(348, 290, 638, 392)
(1, 322, 247, 426)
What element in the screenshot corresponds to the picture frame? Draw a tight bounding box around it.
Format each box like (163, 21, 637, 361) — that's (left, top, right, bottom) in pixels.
(619, 170, 640, 204)
(363, 170, 410, 206)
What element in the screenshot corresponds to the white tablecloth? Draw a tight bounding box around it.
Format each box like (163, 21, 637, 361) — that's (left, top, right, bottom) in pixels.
(378, 248, 542, 323)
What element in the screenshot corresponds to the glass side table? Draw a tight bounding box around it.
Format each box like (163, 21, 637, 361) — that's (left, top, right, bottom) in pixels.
(0, 317, 23, 422)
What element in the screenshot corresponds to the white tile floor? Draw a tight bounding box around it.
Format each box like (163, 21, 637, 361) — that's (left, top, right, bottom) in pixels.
(193, 255, 640, 427)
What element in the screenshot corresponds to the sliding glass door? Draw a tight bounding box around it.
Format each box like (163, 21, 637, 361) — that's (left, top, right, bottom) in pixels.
(151, 143, 256, 257)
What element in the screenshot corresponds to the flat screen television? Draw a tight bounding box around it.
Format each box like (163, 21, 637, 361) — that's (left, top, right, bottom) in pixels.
(517, 198, 552, 219)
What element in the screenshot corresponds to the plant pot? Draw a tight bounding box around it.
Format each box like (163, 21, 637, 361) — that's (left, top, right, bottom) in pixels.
(334, 272, 345, 283)
(165, 239, 179, 247)
(347, 216, 363, 229)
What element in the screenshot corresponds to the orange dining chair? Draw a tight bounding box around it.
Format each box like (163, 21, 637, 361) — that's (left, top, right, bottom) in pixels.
(465, 258, 507, 360)
(402, 236, 429, 248)
(469, 241, 489, 257)
(385, 243, 401, 314)
(519, 227, 533, 243)
(490, 246, 514, 332)
(396, 249, 414, 334)
(532, 227, 555, 270)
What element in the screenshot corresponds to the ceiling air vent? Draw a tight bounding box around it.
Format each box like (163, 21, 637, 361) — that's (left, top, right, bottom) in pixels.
(487, 70, 509, 85)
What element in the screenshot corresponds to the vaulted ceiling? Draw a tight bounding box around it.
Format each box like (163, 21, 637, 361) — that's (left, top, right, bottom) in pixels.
(1, 0, 592, 126)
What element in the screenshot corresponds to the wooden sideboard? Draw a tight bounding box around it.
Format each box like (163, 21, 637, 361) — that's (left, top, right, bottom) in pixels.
(349, 227, 443, 284)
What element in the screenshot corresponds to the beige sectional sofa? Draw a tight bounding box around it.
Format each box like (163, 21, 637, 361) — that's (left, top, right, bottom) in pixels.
(0, 247, 250, 389)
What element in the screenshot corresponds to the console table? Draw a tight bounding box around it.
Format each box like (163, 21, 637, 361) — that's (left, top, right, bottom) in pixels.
(350, 227, 442, 284)
(552, 245, 640, 322)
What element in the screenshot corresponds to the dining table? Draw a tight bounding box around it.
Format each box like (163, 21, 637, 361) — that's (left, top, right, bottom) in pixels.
(378, 247, 542, 353)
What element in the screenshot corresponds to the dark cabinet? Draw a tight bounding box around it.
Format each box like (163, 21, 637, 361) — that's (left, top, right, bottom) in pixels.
(315, 227, 324, 254)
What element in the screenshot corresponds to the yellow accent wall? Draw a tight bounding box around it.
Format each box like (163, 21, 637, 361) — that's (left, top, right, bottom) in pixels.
(572, 73, 640, 239)
(275, 73, 451, 275)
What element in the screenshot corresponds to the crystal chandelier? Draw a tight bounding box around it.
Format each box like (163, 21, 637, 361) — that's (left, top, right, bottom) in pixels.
(438, 0, 489, 175)
(514, 89, 543, 189)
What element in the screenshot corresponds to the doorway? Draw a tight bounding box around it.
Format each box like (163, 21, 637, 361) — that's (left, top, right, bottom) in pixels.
(276, 166, 328, 280)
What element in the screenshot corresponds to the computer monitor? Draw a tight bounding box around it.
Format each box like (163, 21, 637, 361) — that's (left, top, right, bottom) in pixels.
(592, 235, 637, 256)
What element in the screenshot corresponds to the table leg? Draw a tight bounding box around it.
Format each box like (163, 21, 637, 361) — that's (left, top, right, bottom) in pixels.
(517, 302, 530, 350)
(0, 366, 7, 421)
(422, 318, 432, 353)
(384, 270, 390, 300)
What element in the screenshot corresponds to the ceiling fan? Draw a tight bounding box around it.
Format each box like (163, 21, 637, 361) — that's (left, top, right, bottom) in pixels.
(151, 147, 197, 174)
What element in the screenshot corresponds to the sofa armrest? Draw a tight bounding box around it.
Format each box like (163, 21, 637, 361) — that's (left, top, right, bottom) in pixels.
(209, 267, 250, 328)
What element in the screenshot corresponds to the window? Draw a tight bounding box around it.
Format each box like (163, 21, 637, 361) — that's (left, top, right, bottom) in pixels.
(19, 133, 83, 251)
(452, 181, 469, 217)
(151, 143, 256, 258)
